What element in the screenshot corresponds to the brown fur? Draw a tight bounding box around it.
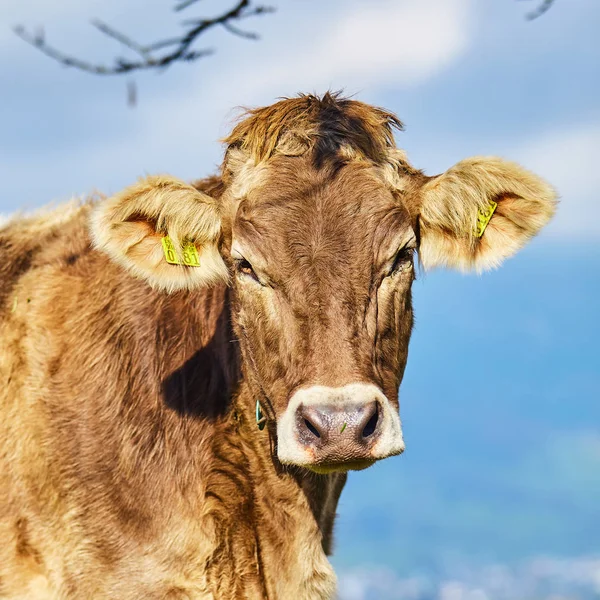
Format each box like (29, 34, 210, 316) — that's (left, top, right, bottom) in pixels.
(223, 92, 403, 165)
(0, 93, 556, 599)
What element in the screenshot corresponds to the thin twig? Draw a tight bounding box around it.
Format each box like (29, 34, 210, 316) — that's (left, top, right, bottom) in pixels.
(14, 25, 116, 74)
(522, 0, 557, 20)
(174, 0, 203, 12)
(221, 21, 260, 40)
(91, 19, 152, 60)
(127, 80, 137, 107)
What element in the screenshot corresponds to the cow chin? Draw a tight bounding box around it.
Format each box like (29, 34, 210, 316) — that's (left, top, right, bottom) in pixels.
(276, 383, 405, 471)
(305, 459, 377, 475)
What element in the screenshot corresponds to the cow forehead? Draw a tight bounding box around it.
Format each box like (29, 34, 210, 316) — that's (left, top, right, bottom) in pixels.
(232, 157, 413, 264)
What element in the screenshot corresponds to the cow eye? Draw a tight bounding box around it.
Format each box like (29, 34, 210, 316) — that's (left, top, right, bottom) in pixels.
(388, 247, 414, 276)
(235, 258, 260, 283)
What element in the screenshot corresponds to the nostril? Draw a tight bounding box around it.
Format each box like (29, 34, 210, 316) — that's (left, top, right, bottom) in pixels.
(304, 417, 321, 439)
(361, 404, 379, 438)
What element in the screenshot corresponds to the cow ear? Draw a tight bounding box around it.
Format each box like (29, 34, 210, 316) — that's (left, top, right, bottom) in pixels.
(417, 157, 557, 272)
(90, 175, 228, 292)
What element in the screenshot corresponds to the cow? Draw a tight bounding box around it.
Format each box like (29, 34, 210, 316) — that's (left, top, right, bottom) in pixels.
(0, 93, 556, 599)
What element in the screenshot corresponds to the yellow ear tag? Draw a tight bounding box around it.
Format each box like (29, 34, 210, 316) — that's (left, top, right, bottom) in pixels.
(161, 236, 200, 267)
(475, 200, 498, 238)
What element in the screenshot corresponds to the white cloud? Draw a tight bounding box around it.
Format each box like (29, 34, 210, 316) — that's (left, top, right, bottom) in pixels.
(246, 0, 473, 93)
(513, 121, 600, 238)
(338, 567, 427, 600)
(338, 555, 600, 600)
(439, 583, 490, 600)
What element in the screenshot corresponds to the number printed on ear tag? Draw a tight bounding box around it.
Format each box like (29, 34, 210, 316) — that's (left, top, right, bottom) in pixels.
(161, 236, 200, 267)
(475, 200, 498, 238)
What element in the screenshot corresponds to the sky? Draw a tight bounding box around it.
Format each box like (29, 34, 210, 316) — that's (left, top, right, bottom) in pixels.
(1, 1, 599, 598)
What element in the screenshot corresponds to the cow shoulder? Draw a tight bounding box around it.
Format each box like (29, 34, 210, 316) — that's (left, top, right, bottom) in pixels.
(0, 201, 92, 316)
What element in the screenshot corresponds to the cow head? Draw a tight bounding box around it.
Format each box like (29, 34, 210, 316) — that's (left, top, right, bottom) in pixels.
(91, 93, 556, 473)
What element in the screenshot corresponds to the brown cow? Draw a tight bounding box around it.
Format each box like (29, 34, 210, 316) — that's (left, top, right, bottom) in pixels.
(0, 93, 556, 599)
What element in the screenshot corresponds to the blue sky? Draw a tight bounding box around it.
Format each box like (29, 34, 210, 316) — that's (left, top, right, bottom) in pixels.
(1, 1, 598, 598)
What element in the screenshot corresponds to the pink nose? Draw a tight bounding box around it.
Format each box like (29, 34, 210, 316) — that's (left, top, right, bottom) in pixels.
(276, 383, 405, 468)
(296, 400, 381, 463)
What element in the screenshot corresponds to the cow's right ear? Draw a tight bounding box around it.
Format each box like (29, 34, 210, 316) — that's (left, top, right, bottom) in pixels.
(90, 175, 228, 292)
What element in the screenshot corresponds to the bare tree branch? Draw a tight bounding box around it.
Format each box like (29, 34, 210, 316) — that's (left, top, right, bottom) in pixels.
(14, 0, 556, 82)
(521, 0, 557, 20)
(220, 21, 260, 40)
(14, 0, 275, 76)
(174, 0, 203, 12)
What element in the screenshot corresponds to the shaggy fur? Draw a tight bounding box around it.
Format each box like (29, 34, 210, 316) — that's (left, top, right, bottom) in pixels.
(0, 93, 556, 599)
(91, 176, 229, 292)
(223, 92, 403, 165)
(418, 157, 557, 271)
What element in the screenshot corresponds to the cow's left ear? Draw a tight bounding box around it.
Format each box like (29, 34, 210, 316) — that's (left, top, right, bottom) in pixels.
(416, 157, 557, 272)
(90, 175, 228, 292)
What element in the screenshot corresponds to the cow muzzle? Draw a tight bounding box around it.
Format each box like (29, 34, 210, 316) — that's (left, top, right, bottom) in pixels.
(276, 383, 405, 473)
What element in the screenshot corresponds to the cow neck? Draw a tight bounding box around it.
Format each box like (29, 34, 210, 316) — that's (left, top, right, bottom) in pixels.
(179, 287, 345, 594)
(231, 381, 347, 551)
(155, 282, 346, 550)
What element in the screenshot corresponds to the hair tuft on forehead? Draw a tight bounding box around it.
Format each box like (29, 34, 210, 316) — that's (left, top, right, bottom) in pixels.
(223, 92, 404, 165)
